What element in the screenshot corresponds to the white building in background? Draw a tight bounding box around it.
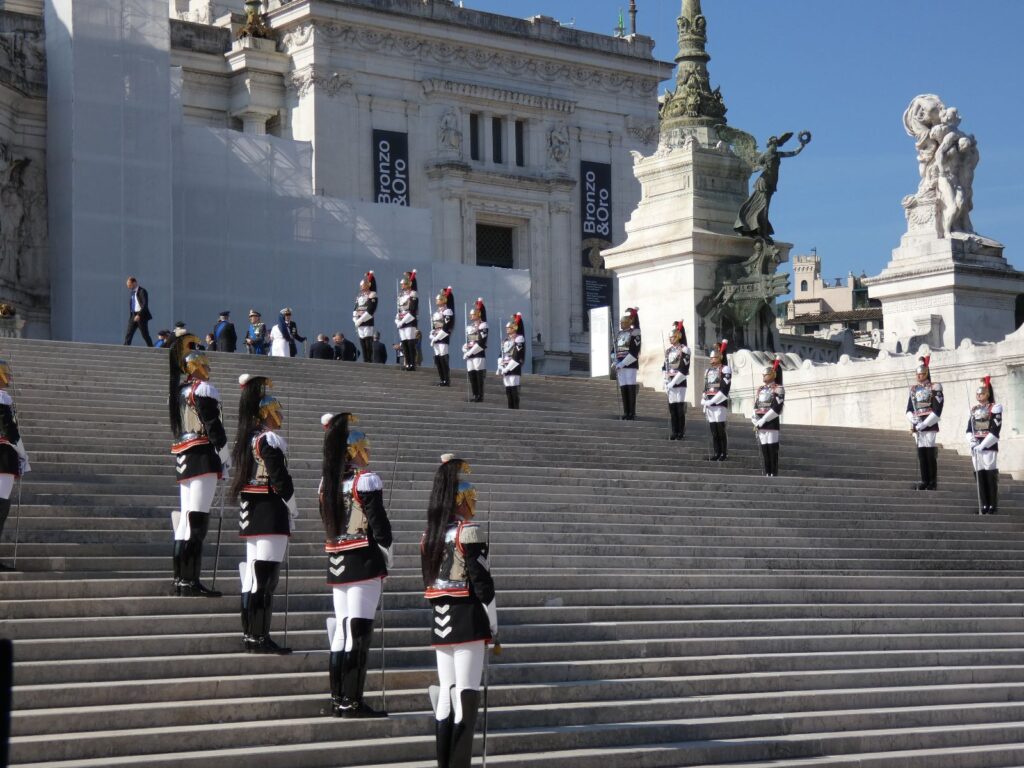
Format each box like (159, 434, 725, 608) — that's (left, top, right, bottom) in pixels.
(7, 0, 674, 372)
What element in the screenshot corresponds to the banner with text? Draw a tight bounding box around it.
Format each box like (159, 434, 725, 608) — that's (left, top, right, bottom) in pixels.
(580, 161, 612, 242)
(373, 130, 410, 207)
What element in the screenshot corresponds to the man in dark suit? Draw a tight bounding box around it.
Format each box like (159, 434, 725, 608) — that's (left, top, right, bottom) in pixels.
(212, 311, 237, 352)
(124, 276, 153, 346)
(371, 331, 388, 364)
(309, 334, 335, 360)
(333, 332, 359, 362)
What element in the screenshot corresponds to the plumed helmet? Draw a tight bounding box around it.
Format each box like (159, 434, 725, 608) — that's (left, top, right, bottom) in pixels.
(436, 286, 454, 309)
(361, 270, 377, 292)
(258, 394, 282, 423)
(670, 320, 687, 346)
(0, 358, 10, 386)
(711, 339, 728, 366)
(506, 312, 525, 338)
(763, 355, 783, 385)
(915, 355, 931, 376)
(976, 375, 995, 402)
(620, 307, 640, 330)
(473, 297, 487, 323)
(183, 349, 211, 380)
(401, 269, 418, 291)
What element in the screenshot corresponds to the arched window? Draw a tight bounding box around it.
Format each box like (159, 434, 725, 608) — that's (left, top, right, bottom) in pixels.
(799, 280, 808, 292)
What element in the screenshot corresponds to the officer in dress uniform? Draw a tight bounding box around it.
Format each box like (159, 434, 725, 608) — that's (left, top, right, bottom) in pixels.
(167, 334, 230, 597)
(0, 358, 29, 571)
(395, 270, 420, 371)
(430, 287, 456, 387)
(751, 356, 785, 477)
(352, 271, 378, 364)
(967, 376, 1003, 514)
(905, 355, 944, 490)
(462, 298, 489, 403)
(614, 308, 641, 420)
(663, 320, 690, 440)
(319, 411, 393, 718)
(230, 374, 298, 654)
(245, 310, 268, 355)
(496, 313, 526, 410)
(421, 455, 497, 768)
(700, 340, 731, 461)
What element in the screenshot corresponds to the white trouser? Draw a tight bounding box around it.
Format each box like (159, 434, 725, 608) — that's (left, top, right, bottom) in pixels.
(434, 640, 485, 723)
(616, 368, 637, 386)
(466, 357, 485, 371)
(704, 404, 728, 423)
(913, 431, 938, 448)
(756, 429, 780, 445)
(330, 578, 383, 652)
(357, 324, 374, 339)
(972, 449, 998, 472)
(503, 375, 521, 387)
(175, 476, 218, 540)
(0, 474, 13, 499)
(667, 386, 687, 405)
(432, 343, 449, 356)
(399, 326, 417, 341)
(240, 536, 289, 593)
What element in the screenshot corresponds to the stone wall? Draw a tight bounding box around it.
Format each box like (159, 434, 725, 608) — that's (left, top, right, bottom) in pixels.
(727, 329, 1024, 479)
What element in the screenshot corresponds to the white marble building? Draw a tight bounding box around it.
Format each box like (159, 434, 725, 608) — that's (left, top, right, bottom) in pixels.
(2, 0, 673, 367)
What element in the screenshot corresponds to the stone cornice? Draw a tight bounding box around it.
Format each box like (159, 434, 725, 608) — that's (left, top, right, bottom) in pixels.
(421, 79, 575, 114)
(864, 262, 1024, 286)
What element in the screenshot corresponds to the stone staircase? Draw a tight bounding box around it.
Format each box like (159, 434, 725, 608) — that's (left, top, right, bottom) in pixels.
(3, 337, 1024, 767)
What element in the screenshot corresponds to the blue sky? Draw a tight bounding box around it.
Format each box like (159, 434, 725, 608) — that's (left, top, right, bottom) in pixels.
(465, 0, 1024, 284)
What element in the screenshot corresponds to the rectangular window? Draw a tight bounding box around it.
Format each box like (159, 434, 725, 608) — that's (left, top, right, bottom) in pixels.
(469, 114, 480, 161)
(515, 120, 525, 167)
(476, 224, 514, 269)
(492, 117, 503, 164)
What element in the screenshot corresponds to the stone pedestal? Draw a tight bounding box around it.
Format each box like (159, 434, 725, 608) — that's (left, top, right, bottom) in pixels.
(601, 128, 789, 395)
(865, 228, 1024, 353)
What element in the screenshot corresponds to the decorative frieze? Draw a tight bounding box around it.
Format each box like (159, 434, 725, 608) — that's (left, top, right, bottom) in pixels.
(287, 65, 352, 98)
(421, 78, 575, 114)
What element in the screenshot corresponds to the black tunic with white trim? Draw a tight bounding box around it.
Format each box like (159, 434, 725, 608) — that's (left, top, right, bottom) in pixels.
(239, 430, 293, 537)
(171, 380, 227, 482)
(614, 329, 641, 370)
(703, 364, 731, 407)
(906, 383, 944, 432)
(423, 518, 494, 646)
(967, 403, 1003, 452)
(323, 470, 393, 585)
(0, 389, 23, 476)
(754, 383, 785, 431)
(353, 291, 378, 328)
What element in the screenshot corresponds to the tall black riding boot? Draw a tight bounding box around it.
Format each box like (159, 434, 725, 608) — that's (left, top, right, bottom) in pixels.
(435, 687, 455, 768)
(512, 387, 521, 409)
(769, 443, 780, 476)
(668, 402, 680, 439)
(0, 497, 15, 570)
(443, 356, 452, 386)
(619, 385, 630, 420)
(172, 539, 184, 595)
(988, 471, 999, 514)
(718, 423, 729, 460)
(434, 356, 445, 384)
(362, 337, 373, 362)
(678, 402, 687, 438)
(629, 384, 639, 420)
(438, 355, 451, 386)
(705, 422, 719, 461)
(450, 688, 481, 768)
(926, 448, 938, 490)
(759, 444, 771, 475)
(475, 370, 485, 402)
(340, 618, 387, 718)
(179, 512, 221, 597)
(406, 340, 418, 371)
(240, 590, 256, 652)
(975, 470, 989, 514)
(505, 386, 515, 409)
(914, 447, 929, 490)
(249, 560, 290, 655)
(329, 650, 345, 716)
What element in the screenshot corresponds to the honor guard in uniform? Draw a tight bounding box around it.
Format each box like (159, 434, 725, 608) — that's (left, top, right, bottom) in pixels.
(168, 334, 229, 597)
(906, 355, 944, 490)
(496, 313, 526, 410)
(462, 298, 489, 403)
(614, 308, 641, 420)
(320, 412, 393, 718)
(700, 340, 732, 461)
(663, 321, 690, 440)
(967, 376, 1002, 514)
(430, 287, 456, 387)
(751, 356, 785, 476)
(352, 271, 378, 363)
(0, 358, 29, 571)
(244, 310, 267, 355)
(421, 455, 497, 768)
(231, 374, 298, 654)
(395, 270, 420, 371)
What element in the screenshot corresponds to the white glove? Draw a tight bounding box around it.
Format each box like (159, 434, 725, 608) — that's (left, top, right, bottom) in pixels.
(914, 422, 927, 432)
(378, 544, 394, 569)
(285, 495, 299, 520)
(750, 415, 759, 426)
(218, 447, 232, 472)
(700, 398, 709, 408)
(484, 598, 498, 638)
(18, 456, 30, 475)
